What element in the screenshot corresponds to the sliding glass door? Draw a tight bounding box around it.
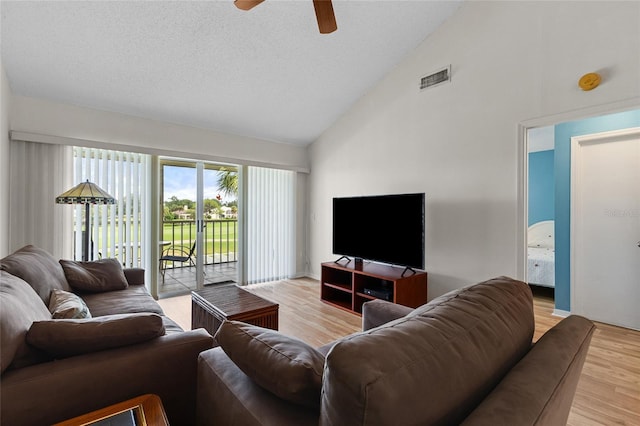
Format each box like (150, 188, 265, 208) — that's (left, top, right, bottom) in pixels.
(159, 159, 238, 296)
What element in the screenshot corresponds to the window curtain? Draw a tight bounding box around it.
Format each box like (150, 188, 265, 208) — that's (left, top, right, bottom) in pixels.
(73, 147, 151, 269)
(9, 140, 73, 259)
(245, 167, 295, 284)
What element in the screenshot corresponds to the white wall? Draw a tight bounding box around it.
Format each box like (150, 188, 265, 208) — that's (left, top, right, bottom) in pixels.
(308, 1, 640, 298)
(0, 63, 11, 257)
(11, 95, 308, 172)
(528, 126, 554, 153)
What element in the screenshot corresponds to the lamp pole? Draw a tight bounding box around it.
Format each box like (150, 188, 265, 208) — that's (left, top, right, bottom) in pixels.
(84, 202, 90, 262)
(55, 180, 116, 262)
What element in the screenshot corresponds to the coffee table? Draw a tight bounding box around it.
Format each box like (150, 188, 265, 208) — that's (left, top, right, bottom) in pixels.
(191, 284, 279, 340)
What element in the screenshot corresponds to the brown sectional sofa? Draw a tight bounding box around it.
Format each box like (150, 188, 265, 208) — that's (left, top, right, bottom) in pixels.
(197, 276, 595, 425)
(0, 245, 214, 425)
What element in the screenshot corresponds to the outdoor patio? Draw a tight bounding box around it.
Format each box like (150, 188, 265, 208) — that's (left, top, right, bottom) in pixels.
(158, 262, 237, 298)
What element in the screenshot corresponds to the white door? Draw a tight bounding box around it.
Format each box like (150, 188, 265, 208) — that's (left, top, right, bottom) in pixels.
(571, 128, 640, 330)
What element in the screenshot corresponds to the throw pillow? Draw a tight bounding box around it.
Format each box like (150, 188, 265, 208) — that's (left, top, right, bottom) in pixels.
(0, 271, 52, 373)
(26, 313, 166, 358)
(215, 320, 325, 408)
(59, 258, 129, 293)
(0, 245, 71, 305)
(48, 289, 92, 319)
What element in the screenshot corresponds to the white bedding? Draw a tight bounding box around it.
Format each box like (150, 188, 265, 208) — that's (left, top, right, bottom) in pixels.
(527, 220, 555, 287)
(527, 246, 555, 287)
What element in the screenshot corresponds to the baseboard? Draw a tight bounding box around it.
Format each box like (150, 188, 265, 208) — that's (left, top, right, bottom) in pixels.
(552, 309, 570, 318)
(305, 272, 320, 281)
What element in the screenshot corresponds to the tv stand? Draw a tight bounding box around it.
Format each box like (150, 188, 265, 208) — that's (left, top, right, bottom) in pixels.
(320, 262, 427, 315)
(334, 255, 352, 264)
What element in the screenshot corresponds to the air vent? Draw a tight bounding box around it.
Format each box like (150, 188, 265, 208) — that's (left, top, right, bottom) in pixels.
(420, 65, 451, 90)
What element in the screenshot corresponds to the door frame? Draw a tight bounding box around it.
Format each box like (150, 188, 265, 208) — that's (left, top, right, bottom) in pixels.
(157, 158, 240, 295)
(570, 127, 640, 322)
(516, 98, 640, 315)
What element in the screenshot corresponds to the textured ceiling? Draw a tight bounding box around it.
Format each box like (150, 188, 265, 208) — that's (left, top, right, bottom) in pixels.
(1, 1, 462, 145)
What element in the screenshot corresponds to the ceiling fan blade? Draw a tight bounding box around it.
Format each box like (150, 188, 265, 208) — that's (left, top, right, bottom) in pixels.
(313, 0, 337, 34)
(235, 0, 265, 11)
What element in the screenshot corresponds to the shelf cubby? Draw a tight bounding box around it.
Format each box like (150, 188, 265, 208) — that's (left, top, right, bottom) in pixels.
(320, 261, 428, 315)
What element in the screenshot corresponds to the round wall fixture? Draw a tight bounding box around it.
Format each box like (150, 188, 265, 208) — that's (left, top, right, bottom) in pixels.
(578, 72, 602, 91)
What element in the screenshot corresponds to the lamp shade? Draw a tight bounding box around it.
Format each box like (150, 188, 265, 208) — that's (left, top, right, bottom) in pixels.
(55, 180, 116, 205)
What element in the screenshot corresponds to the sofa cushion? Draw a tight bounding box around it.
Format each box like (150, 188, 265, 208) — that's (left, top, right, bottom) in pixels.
(0, 271, 52, 373)
(48, 289, 92, 319)
(79, 285, 164, 317)
(0, 245, 71, 305)
(59, 258, 129, 293)
(319, 276, 535, 426)
(215, 320, 325, 408)
(26, 313, 166, 358)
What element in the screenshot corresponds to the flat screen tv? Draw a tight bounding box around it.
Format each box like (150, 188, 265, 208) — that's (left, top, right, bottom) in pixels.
(333, 193, 425, 270)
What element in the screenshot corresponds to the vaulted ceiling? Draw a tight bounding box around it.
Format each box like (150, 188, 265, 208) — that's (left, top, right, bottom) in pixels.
(1, 1, 462, 145)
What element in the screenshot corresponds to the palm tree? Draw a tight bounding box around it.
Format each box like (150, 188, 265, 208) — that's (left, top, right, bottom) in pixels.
(217, 167, 238, 197)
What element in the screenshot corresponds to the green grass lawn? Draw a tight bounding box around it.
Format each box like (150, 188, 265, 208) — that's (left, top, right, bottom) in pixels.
(92, 220, 237, 258)
(162, 220, 237, 255)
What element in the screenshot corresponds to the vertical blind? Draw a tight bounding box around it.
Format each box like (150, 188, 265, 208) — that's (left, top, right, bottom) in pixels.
(246, 167, 295, 284)
(73, 147, 150, 268)
(9, 140, 73, 259)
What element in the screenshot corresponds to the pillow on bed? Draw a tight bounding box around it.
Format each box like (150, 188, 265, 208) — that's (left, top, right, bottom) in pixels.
(528, 238, 554, 249)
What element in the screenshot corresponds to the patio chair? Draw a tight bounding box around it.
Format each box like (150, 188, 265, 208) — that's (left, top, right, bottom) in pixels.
(159, 242, 196, 283)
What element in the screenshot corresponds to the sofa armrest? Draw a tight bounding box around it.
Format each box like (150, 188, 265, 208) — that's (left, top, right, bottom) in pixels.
(197, 347, 319, 426)
(361, 299, 413, 331)
(123, 268, 145, 286)
(1, 328, 213, 426)
(460, 315, 595, 426)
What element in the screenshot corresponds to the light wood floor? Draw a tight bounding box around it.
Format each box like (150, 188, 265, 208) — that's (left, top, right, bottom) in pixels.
(158, 277, 640, 425)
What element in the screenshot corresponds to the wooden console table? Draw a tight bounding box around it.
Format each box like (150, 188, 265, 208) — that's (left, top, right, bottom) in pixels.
(321, 261, 428, 315)
(192, 284, 279, 339)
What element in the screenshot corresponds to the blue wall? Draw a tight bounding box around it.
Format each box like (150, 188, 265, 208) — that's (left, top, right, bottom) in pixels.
(554, 109, 640, 312)
(528, 150, 554, 226)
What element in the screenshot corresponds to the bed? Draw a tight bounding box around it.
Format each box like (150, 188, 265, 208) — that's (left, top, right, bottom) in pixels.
(527, 220, 555, 288)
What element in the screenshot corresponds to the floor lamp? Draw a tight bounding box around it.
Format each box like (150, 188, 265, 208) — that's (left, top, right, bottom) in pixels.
(55, 180, 116, 261)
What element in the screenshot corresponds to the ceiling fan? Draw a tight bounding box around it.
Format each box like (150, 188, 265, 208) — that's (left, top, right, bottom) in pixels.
(234, 0, 337, 34)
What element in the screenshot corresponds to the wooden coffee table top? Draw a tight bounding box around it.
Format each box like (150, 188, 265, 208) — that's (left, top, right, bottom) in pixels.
(192, 284, 278, 319)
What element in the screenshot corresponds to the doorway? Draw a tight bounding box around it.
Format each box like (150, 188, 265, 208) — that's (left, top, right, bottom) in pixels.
(526, 126, 556, 291)
(571, 128, 640, 330)
(159, 159, 238, 297)
(523, 108, 640, 324)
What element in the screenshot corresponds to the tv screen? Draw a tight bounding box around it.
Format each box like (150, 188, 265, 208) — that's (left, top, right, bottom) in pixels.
(333, 193, 425, 270)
